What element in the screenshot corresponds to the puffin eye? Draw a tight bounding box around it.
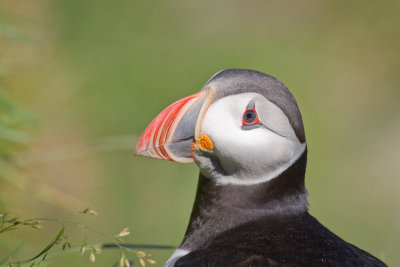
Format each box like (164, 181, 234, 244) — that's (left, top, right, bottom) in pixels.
(243, 110, 257, 124)
(242, 100, 260, 128)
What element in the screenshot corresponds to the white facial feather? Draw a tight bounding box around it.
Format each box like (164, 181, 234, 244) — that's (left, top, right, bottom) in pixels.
(164, 249, 190, 267)
(197, 92, 306, 185)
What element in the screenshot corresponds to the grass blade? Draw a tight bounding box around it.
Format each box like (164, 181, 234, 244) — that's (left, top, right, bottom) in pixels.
(17, 227, 64, 264)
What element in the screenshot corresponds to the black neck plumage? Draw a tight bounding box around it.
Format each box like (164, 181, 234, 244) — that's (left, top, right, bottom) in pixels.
(180, 150, 309, 251)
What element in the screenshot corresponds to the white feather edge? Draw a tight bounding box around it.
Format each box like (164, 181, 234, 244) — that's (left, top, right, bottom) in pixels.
(213, 142, 307, 186)
(164, 248, 190, 267)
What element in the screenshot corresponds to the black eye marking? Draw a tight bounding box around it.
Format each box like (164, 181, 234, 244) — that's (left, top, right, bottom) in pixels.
(242, 100, 260, 130)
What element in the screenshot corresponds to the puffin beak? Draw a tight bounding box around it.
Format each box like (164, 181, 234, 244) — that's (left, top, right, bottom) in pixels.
(135, 87, 214, 163)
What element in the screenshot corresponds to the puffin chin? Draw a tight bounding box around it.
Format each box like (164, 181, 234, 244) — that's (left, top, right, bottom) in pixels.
(134, 87, 214, 163)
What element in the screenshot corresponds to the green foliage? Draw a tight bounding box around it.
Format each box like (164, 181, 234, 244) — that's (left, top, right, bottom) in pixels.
(0, 9, 164, 267)
(18, 226, 64, 265)
(0, 92, 35, 155)
(0, 211, 167, 266)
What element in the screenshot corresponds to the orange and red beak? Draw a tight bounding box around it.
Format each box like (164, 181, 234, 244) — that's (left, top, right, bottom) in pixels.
(135, 87, 214, 163)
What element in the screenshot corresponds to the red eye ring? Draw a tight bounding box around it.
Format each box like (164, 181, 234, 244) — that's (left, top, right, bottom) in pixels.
(242, 101, 260, 126)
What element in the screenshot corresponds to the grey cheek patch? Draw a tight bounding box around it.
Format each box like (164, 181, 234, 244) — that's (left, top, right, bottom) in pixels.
(194, 147, 227, 179)
(260, 123, 287, 138)
(241, 124, 262, 131)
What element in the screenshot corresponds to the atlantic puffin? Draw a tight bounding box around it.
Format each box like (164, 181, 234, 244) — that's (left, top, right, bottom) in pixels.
(135, 69, 386, 267)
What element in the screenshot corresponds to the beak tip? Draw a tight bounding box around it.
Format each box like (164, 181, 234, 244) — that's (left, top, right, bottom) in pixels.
(134, 140, 148, 157)
(134, 144, 146, 157)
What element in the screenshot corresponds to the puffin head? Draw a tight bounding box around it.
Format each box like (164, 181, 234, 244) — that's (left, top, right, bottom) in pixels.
(135, 69, 306, 185)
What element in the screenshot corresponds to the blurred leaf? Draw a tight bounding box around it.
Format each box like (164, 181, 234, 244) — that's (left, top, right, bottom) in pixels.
(0, 91, 35, 126)
(0, 22, 38, 44)
(80, 241, 87, 255)
(0, 242, 25, 265)
(0, 226, 18, 234)
(0, 125, 31, 144)
(117, 227, 130, 238)
(89, 251, 95, 263)
(146, 258, 156, 264)
(0, 91, 35, 156)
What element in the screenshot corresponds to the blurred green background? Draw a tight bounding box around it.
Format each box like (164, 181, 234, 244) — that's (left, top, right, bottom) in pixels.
(1, 0, 399, 266)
